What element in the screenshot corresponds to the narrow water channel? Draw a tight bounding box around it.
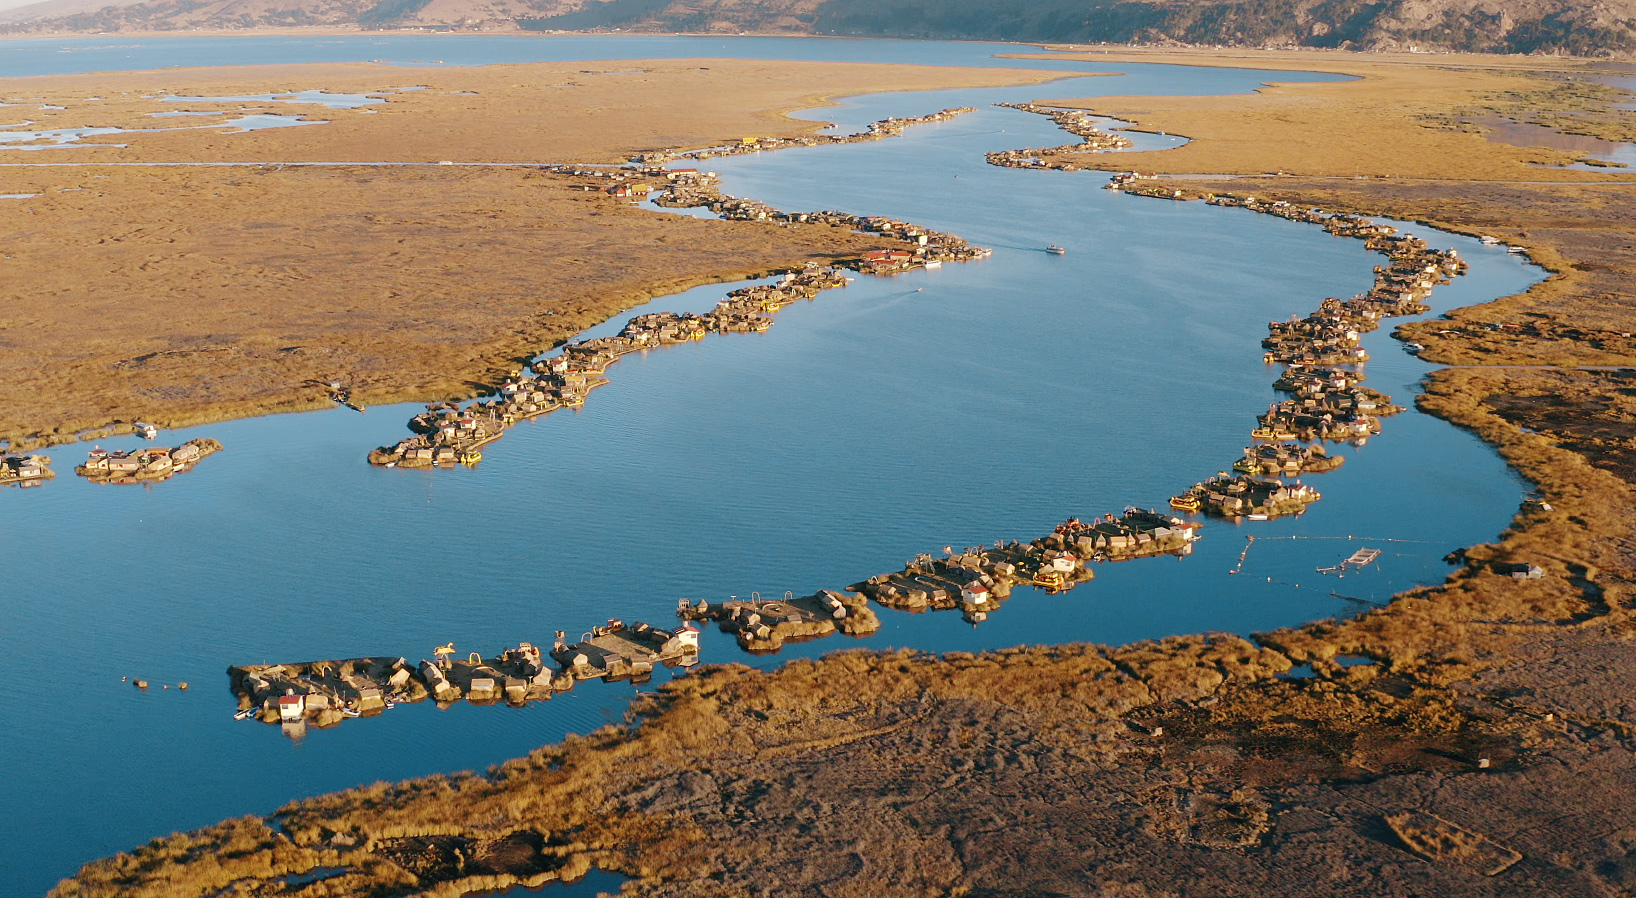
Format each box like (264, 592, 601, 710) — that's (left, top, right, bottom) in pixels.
(0, 38, 1543, 896)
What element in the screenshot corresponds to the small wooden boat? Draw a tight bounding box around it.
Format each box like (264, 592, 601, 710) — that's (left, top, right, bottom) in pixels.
(1046, 245, 1067, 255)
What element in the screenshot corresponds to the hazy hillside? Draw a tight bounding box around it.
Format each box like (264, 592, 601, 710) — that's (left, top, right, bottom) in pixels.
(524, 0, 1636, 55)
(0, 0, 579, 28)
(2, 0, 1633, 57)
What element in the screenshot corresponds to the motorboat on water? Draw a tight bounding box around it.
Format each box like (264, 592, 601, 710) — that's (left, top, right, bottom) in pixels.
(1046, 245, 1067, 255)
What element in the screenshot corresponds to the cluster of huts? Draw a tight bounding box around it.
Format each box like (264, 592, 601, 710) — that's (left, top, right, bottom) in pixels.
(654, 180, 990, 271)
(672, 107, 976, 161)
(368, 266, 855, 467)
(662, 169, 1475, 643)
(366, 108, 1007, 474)
(1107, 171, 1185, 199)
(626, 108, 973, 167)
(1172, 473, 1324, 520)
(674, 508, 1200, 646)
(824, 508, 1199, 625)
(372, 156, 997, 471)
(987, 102, 1135, 170)
(1233, 441, 1343, 477)
(77, 438, 222, 484)
(679, 589, 878, 651)
(369, 354, 609, 468)
(1091, 177, 1468, 522)
(229, 621, 700, 734)
(702, 266, 854, 332)
(241, 120, 1489, 727)
(0, 452, 54, 487)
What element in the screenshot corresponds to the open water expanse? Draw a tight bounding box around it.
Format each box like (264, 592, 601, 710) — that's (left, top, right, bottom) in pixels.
(0, 36, 1545, 895)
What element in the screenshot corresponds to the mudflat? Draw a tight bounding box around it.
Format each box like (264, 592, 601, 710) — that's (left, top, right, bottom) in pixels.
(0, 59, 1059, 445)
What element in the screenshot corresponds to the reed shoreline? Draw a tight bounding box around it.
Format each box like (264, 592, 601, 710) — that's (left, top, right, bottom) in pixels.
(44, 48, 1636, 898)
(0, 58, 1063, 451)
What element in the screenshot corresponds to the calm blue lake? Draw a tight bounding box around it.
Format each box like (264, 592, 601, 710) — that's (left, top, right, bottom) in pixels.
(0, 36, 1540, 896)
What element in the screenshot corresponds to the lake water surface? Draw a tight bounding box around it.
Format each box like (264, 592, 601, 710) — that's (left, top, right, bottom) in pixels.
(0, 36, 1542, 896)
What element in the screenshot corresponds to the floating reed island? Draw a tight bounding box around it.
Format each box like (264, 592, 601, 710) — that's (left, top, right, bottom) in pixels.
(231, 122, 1488, 738)
(370, 110, 994, 470)
(680, 507, 1201, 644)
(848, 509, 1197, 620)
(1098, 171, 1468, 522)
(628, 107, 977, 164)
(986, 102, 1135, 171)
(370, 194, 987, 468)
(1171, 473, 1322, 521)
(0, 452, 54, 487)
(679, 589, 879, 652)
(76, 438, 221, 485)
(228, 621, 700, 733)
(1233, 441, 1342, 477)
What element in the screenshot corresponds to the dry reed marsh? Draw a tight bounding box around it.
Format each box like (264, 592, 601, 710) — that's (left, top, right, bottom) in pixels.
(43, 48, 1636, 898)
(1021, 50, 1636, 180)
(0, 59, 1060, 446)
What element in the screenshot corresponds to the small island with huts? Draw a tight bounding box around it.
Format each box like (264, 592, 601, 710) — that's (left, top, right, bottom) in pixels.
(76, 438, 223, 484)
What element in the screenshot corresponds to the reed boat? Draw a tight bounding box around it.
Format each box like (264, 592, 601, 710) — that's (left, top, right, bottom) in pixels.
(1030, 568, 1070, 592)
(1169, 494, 1202, 512)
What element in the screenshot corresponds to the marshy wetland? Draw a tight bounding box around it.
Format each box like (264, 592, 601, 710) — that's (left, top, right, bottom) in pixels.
(2, 35, 1629, 898)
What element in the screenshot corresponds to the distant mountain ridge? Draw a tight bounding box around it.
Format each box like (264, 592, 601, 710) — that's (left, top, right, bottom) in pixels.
(3, 0, 1633, 58)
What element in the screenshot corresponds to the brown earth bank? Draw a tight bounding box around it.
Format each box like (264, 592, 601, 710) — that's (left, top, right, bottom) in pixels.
(47, 49, 1636, 898)
(0, 59, 1058, 447)
(46, 400, 1636, 897)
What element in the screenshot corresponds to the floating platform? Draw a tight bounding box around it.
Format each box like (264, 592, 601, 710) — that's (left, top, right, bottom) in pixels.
(679, 589, 878, 652)
(550, 620, 701, 681)
(77, 438, 222, 484)
(0, 453, 54, 488)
